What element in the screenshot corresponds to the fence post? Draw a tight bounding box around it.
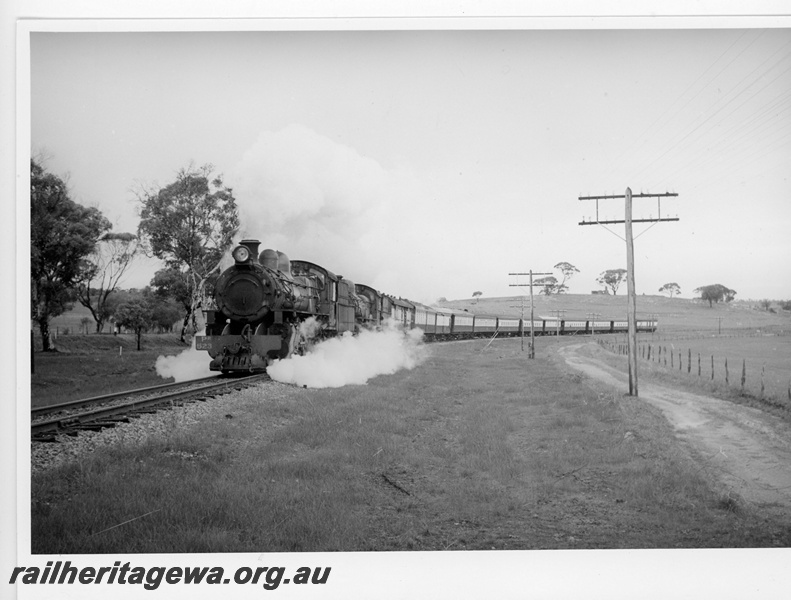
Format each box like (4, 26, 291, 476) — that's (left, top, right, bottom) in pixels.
(760, 366, 765, 399)
(698, 353, 701, 377)
(671, 351, 674, 369)
(679, 351, 682, 371)
(725, 358, 729, 385)
(688, 349, 691, 374)
(711, 355, 714, 381)
(741, 359, 746, 394)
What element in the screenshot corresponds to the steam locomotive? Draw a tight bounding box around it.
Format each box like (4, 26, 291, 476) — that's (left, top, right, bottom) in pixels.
(196, 239, 658, 374)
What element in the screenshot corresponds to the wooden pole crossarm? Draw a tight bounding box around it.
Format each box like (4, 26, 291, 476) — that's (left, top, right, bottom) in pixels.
(579, 217, 679, 225)
(578, 192, 679, 200)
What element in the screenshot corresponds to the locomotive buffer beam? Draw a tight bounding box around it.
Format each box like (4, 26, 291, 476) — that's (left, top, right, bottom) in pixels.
(196, 334, 286, 371)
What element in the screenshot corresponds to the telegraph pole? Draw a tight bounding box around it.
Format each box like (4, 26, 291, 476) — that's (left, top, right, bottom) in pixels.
(587, 312, 601, 341)
(579, 189, 679, 396)
(509, 271, 551, 358)
(550, 309, 566, 336)
(509, 295, 527, 352)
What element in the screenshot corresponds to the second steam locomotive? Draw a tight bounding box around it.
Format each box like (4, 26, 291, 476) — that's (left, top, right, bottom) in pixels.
(196, 239, 658, 374)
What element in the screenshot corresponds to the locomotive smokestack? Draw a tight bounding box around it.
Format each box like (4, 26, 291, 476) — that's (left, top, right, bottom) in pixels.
(240, 239, 261, 261)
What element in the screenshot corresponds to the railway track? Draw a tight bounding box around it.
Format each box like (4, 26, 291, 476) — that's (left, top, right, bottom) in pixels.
(31, 373, 270, 442)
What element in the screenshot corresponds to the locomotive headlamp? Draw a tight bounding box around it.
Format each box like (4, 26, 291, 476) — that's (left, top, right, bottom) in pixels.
(232, 246, 251, 263)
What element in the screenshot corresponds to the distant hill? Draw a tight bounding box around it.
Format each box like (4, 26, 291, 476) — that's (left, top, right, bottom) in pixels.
(40, 293, 789, 339)
(436, 294, 790, 335)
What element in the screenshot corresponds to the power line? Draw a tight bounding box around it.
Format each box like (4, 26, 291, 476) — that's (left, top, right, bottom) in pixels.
(596, 30, 766, 187)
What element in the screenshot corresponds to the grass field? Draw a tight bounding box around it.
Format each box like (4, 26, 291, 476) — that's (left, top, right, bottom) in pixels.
(30, 336, 791, 553)
(628, 334, 791, 405)
(445, 293, 791, 406)
(28, 295, 791, 552)
(30, 333, 187, 407)
(46, 302, 110, 335)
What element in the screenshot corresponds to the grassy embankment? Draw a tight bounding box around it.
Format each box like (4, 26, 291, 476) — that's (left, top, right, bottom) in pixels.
(30, 304, 187, 407)
(30, 333, 187, 407)
(27, 295, 791, 552)
(29, 293, 791, 553)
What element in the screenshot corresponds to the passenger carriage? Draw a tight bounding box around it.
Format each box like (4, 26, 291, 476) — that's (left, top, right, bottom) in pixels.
(473, 315, 498, 335)
(390, 297, 415, 330)
(497, 317, 522, 336)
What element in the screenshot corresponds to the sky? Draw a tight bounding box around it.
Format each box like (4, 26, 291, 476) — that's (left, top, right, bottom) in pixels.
(28, 27, 791, 304)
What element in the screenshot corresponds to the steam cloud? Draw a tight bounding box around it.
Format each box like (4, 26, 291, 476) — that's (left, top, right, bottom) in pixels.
(155, 339, 214, 382)
(267, 320, 428, 388)
(230, 123, 449, 304)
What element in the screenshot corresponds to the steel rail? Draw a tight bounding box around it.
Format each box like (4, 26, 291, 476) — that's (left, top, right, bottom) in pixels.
(31, 375, 224, 418)
(32, 374, 270, 440)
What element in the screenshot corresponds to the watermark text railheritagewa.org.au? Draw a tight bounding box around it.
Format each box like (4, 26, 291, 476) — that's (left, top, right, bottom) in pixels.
(10, 561, 331, 591)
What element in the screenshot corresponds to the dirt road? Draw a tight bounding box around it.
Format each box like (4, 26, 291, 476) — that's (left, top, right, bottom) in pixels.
(558, 343, 791, 518)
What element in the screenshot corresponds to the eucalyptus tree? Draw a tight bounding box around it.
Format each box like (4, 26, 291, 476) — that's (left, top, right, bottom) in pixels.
(30, 159, 111, 350)
(553, 261, 579, 293)
(76, 232, 140, 332)
(113, 296, 153, 351)
(535, 276, 560, 295)
(137, 164, 239, 342)
(596, 268, 627, 295)
(658, 282, 681, 298)
(694, 284, 736, 308)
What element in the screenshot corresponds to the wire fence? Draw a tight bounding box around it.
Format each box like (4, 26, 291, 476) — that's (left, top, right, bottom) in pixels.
(597, 333, 791, 405)
(638, 324, 791, 342)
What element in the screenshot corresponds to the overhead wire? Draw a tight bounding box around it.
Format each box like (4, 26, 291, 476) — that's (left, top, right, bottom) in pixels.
(634, 42, 791, 187)
(579, 30, 790, 225)
(646, 90, 791, 191)
(594, 30, 755, 188)
(643, 54, 791, 190)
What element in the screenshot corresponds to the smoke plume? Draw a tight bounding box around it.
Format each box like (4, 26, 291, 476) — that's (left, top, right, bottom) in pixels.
(267, 320, 428, 388)
(230, 124, 451, 303)
(155, 339, 214, 382)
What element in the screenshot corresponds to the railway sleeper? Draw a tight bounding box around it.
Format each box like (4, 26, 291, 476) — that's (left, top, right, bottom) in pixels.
(74, 423, 114, 431)
(96, 416, 130, 423)
(95, 418, 130, 425)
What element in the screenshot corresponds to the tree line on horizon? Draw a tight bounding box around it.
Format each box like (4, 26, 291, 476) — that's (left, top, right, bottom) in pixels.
(471, 269, 765, 309)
